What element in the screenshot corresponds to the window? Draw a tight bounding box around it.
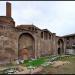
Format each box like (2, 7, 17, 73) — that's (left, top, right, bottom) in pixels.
(32, 27, 34, 31)
(66, 37, 69, 40)
(28, 27, 31, 30)
(41, 32, 43, 38)
(58, 41, 60, 45)
(49, 34, 51, 39)
(66, 41, 69, 44)
(44, 32, 48, 40)
(35, 28, 38, 33)
(72, 37, 74, 39)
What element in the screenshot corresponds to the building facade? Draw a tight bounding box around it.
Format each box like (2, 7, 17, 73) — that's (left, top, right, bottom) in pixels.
(62, 34, 75, 55)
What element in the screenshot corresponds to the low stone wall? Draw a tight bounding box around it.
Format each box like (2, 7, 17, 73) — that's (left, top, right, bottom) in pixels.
(65, 49, 75, 55)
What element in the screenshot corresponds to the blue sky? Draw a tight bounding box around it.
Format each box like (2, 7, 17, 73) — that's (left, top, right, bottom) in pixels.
(0, 1, 75, 36)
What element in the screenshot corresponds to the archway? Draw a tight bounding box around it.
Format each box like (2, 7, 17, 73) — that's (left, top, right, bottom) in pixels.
(18, 33, 35, 60)
(58, 39, 64, 54)
(58, 48, 61, 54)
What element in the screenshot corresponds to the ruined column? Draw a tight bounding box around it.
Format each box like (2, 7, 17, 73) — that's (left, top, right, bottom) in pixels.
(6, 2, 11, 17)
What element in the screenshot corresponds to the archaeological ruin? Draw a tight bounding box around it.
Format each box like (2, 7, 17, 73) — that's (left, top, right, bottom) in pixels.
(0, 2, 75, 64)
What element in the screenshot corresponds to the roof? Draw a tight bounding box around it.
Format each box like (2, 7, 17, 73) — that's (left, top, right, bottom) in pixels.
(61, 33, 75, 37)
(16, 24, 41, 30)
(42, 29, 52, 34)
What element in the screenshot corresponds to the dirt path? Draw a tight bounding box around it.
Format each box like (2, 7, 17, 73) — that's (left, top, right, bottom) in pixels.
(38, 60, 72, 74)
(52, 61, 70, 68)
(14, 65, 43, 74)
(31, 66, 43, 74)
(14, 65, 29, 74)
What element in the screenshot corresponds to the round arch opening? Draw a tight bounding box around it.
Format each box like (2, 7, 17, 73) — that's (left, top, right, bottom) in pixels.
(58, 39, 64, 55)
(18, 33, 35, 60)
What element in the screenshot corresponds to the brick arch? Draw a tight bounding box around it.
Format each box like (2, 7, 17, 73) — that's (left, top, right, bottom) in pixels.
(18, 32, 35, 60)
(58, 39, 64, 54)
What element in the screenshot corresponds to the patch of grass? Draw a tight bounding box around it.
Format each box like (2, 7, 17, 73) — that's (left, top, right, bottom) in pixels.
(23, 57, 47, 67)
(22, 55, 53, 67)
(22, 55, 61, 67)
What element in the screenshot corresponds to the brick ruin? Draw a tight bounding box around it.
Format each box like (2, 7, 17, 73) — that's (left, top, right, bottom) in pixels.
(0, 2, 75, 64)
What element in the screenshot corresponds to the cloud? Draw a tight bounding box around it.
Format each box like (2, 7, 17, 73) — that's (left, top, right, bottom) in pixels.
(0, 1, 75, 36)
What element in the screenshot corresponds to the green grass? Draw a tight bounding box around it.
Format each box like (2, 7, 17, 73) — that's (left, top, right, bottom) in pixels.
(23, 57, 47, 67)
(22, 55, 63, 67)
(22, 55, 57, 67)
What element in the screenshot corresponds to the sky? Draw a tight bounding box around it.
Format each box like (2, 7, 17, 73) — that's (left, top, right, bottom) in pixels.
(0, 1, 75, 36)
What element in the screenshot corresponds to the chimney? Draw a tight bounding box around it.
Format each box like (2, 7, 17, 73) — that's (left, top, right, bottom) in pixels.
(6, 2, 11, 17)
